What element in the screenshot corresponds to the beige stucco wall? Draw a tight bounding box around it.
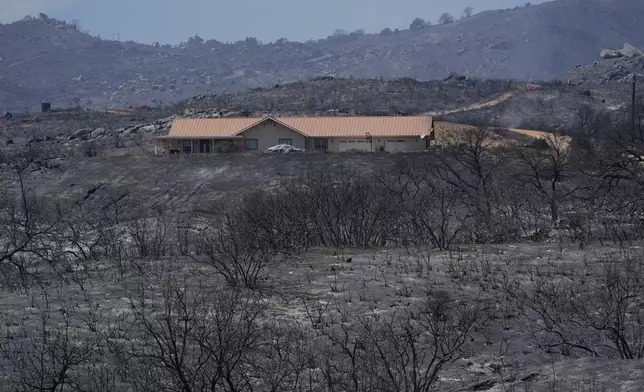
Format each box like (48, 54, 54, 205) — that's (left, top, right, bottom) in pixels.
(376, 137, 426, 152)
(156, 138, 242, 154)
(326, 137, 426, 152)
(170, 140, 181, 151)
(327, 138, 372, 152)
(155, 139, 183, 152)
(159, 139, 192, 152)
(156, 133, 426, 154)
(240, 121, 306, 151)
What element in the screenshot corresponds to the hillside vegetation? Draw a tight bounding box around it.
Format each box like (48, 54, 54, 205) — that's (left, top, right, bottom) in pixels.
(2, 0, 644, 111)
(178, 77, 519, 115)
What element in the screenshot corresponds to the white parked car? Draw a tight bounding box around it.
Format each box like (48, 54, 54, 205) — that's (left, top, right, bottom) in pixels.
(265, 144, 305, 153)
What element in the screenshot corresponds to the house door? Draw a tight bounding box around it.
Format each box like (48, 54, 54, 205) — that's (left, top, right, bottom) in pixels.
(384, 140, 407, 152)
(314, 138, 328, 151)
(199, 139, 210, 153)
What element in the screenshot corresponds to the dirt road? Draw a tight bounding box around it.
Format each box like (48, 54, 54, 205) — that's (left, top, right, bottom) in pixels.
(426, 90, 518, 116)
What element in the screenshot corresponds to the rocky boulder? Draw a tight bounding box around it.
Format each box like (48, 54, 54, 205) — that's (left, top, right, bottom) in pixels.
(601, 43, 643, 59)
(125, 125, 142, 134)
(622, 43, 643, 58)
(443, 73, 467, 81)
(90, 127, 106, 139)
(68, 128, 93, 141)
(154, 115, 176, 128)
(601, 49, 623, 59)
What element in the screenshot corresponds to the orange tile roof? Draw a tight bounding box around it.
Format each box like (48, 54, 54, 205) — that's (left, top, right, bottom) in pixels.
(166, 116, 433, 139)
(276, 116, 432, 137)
(504, 128, 556, 140)
(168, 118, 261, 138)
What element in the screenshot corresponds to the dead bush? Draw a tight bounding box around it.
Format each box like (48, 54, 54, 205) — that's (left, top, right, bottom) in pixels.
(111, 274, 266, 392)
(125, 208, 173, 259)
(317, 291, 488, 392)
(80, 140, 101, 157)
(0, 288, 109, 392)
(503, 252, 644, 359)
(252, 320, 319, 392)
(0, 170, 64, 282)
(197, 201, 280, 288)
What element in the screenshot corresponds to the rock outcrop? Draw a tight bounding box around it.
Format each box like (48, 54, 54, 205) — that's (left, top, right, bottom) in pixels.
(601, 43, 643, 59)
(90, 127, 106, 139)
(562, 55, 644, 86)
(68, 128, 93, 140)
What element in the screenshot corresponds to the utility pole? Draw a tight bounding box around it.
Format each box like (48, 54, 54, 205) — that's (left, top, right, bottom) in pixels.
(632, 73, 637, 135)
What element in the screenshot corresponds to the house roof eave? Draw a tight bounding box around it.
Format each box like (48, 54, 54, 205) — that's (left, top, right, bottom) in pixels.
(153, 135, 244, 140)
(234, 116, 311, 138)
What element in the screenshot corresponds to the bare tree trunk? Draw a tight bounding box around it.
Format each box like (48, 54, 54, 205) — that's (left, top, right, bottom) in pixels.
(550, 180, 559, 223)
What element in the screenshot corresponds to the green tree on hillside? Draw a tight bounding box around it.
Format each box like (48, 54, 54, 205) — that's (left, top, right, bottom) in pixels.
(439, 13, 455, 25)
(410, 17, 430, 30)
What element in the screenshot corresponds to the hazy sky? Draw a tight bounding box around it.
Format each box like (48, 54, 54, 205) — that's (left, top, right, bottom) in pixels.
(1, 0, 548, 44)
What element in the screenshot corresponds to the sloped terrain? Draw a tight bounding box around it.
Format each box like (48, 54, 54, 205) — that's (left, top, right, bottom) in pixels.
(178, 77, 519, 115)
(3, 0, 644, 111)
(3, 146, 644, 391)
(438, 84, 602, 131)
(24, 153, 398, 211)
(560, 55, 644, 112)
(564, 54, 644, 86)
(0, 76, 519, 165)
(0, 76, 622, 166)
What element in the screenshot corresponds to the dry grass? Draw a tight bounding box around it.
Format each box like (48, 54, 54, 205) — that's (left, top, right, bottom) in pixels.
(1, 241, 639, 391)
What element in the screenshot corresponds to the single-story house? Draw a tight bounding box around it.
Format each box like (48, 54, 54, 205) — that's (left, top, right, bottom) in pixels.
(153, 115, 435, 154)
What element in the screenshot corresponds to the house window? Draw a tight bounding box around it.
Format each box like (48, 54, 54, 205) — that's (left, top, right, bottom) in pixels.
(199, 139, 210, 153)
(213, 139, 234, 152)
(183, 140, 192, 153)
(278, 138, 292, 145)
(314, 139, 328, 150)
(245, 139, 259, 150)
